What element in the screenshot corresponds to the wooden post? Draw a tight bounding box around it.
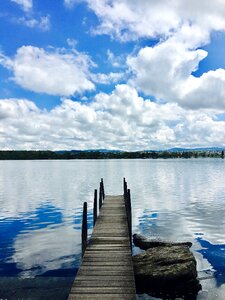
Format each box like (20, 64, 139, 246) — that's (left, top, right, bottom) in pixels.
(124, 181, 128, 205)
(99, 182, 103, 210)
(100, 181, 103, 202)
(82, 202, 87, 257)
(127, 189, 132, 248)
(101, 178, 105, 199)
(123, 178, 128, 221)
(93, 189, 97, 226)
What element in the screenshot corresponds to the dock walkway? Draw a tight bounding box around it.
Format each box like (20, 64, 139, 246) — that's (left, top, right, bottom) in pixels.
(69, 187, 136, 299)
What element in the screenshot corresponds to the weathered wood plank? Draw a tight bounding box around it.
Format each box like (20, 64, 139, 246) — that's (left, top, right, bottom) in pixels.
(89, 237, 130, 244)
(83, 249, 131, 253)
(71, 287, 135, 294)
(78, 266, 134, 272)
(79, 268, 133, 274)
(81, 261, 133, 266)
(73, 275, 135, 281)
(84, 248, 131, 252)
(93, 226, 129, 231)
(91, 233, 129, 237)
(69, 294, 136, 300)
(77, 270, 133, 277)
(72, 281, 135, 287)
(83, 251, 131, 256)
(82, 257, 131, 262)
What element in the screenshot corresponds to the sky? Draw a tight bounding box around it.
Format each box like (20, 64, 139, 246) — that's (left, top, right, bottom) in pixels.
(1, 0, 225, 150)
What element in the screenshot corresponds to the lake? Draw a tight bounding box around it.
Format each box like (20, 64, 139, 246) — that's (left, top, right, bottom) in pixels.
(0, 159, 225, 299)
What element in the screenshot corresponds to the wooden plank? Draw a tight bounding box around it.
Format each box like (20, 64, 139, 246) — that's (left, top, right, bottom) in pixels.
(82, 255, 131, 260)
(83, 251, 131, 257)
(90, 236, 130, 241)
(84, 248, 131, 252)
(91, 233, 129, 237)
(95, 220, 127, 224)
(69, 294, 136, 300)
(93, 226, 128, 231)
(70, 287, 135, 294)
(73, 275, 135, 281)
(78, 266, 134, 271)
(72, 281, 135, 287)
(82, 257, 131, 262)
(87, 244, 131, 248)
(85, 247, 131, 251)
(81, 261, 133, 266)
(89, 238, 130, 244)
(77, 270, 133, 277)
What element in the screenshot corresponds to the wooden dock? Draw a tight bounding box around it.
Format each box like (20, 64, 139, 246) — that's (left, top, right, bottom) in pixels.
(68, 179, 136, 299)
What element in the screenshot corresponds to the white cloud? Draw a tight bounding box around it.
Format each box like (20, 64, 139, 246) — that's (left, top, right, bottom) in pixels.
(107, 49, 126, 68)
(83, 0, 225, 42)
(0, 85, 225, 150)
(64, 0, 82, 8)
(67, 38, 78, 48)
(1, 1, 224, 151)
(127, 31, 225, 110)
(0, 46, 95, 96)
(91, 72, 124, 84)
(59, 0, 225, 111)
(11, 0, 32, 12)
(10, 0, 50, 31)
(17, 15, 50, 31)
(63, 0, 225, 111)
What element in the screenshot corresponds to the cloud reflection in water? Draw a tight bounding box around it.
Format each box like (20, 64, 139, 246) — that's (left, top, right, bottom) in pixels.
(0, 203, 81, 277)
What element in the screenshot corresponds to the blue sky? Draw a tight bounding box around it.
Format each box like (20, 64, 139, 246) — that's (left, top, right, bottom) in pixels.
(1, 0, 225, 150)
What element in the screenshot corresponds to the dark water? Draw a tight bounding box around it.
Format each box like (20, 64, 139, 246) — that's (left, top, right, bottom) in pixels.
(0, 159, 225, 299)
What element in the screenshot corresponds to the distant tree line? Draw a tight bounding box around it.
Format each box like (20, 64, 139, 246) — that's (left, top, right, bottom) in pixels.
(0, 150, 224, 160)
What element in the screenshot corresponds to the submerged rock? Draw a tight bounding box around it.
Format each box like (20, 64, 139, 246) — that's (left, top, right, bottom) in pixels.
(133, 234, 201, 299)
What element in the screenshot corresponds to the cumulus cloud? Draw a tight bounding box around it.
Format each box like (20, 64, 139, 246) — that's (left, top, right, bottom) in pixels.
(83, 0, 225, 42)
(127, 31, 225, 110)
(11, 0, 32, 12)
(0, 85, 224, 150)
(0, 46, 95, 96)
(62, 0, 225, 111)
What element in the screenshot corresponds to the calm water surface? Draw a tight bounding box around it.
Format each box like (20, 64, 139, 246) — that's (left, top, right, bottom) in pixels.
(0, 159, 225, 299)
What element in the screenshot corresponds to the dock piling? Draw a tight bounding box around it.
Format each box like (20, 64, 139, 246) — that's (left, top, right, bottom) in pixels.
(99, 181, 103, 210)
(101, 178, 105, 199)
(93, 189, 97, 226)
(124, 179, 128, 199)
(81, 202, 87, 257)
(127, 188, 132, 247)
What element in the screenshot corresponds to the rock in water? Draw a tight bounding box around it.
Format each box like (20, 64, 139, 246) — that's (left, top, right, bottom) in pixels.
(133, 233, 192, 250)
(133, 234, 201, 298)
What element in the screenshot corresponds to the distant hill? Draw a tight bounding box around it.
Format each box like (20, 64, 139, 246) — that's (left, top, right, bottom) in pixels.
(55, 147, 225, 154)
(0, 148, 224, 160)
(168, 147, 225, 152)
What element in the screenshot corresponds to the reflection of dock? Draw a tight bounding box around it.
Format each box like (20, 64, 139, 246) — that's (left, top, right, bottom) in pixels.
(68, 179, 136, 299)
